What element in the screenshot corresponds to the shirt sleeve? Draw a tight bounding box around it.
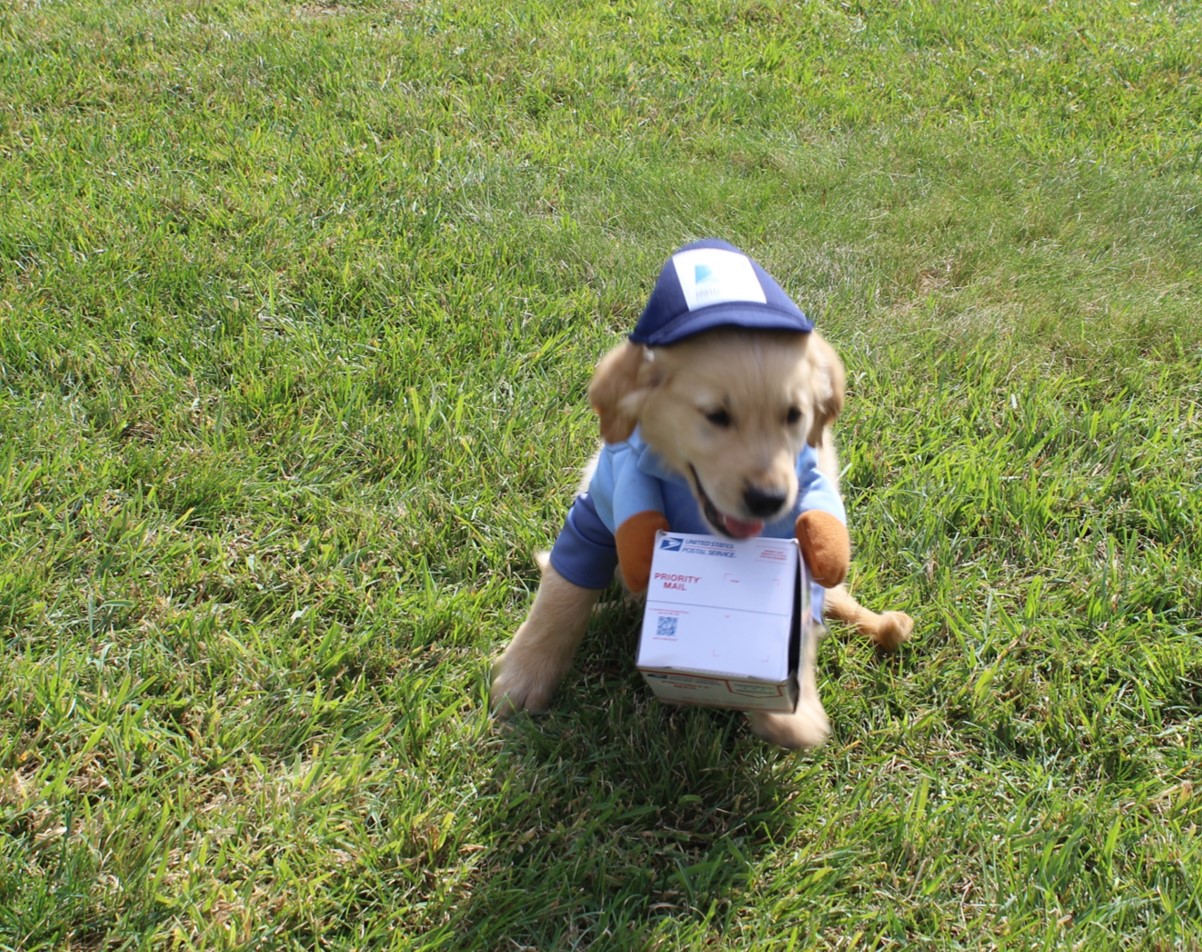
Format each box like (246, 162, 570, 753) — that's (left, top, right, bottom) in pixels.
(611, 455, 667, 528)
(548, 493, 619, 590)
(796, 446, 847, 525)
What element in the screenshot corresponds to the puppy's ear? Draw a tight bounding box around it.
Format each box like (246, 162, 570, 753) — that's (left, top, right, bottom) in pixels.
(806, 332, 845, 447)
(588, 341, 658, 444)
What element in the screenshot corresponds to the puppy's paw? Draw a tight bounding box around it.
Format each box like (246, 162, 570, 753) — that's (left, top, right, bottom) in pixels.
(746, 695, 830, 750)
(872, 610, 914, 652)
(489, 652, 557, 717)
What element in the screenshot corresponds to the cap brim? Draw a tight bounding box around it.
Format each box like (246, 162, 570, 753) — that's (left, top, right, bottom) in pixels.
(629, 302, 813, 346)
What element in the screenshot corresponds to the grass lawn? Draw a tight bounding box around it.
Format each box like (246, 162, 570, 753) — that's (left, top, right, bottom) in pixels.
(1, 0, 1200, 948)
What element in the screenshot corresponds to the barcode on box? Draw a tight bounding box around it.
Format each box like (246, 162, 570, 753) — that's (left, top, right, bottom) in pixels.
(656, 616, 678, 638)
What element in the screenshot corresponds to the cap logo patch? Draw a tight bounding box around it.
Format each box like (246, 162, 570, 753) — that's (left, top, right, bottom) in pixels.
(672, 248, 767, 312)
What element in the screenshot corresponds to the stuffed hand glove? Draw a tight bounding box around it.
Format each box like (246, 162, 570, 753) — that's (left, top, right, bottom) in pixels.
(615, 510, 670, 593)
(795, 510, 850, 588)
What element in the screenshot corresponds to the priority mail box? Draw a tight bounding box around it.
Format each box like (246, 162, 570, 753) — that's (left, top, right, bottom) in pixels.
(636, 531, 808, 713)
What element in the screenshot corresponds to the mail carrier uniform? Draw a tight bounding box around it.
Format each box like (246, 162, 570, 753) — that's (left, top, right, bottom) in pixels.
(548, 430, 842, 623)
(545, 238, 848, 624)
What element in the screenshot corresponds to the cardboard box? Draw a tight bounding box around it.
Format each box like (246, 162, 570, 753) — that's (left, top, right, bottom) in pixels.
(636, 531, 808, 712)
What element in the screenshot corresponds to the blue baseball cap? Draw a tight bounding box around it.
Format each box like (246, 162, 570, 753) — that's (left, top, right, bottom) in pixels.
(629, 238, 813, 346)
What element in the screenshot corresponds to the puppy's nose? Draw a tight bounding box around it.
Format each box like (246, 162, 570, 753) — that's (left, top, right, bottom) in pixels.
(743, 485, 788, 518)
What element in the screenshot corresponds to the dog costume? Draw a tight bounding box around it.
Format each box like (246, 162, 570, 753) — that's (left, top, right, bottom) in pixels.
(549, 239, 851, 621)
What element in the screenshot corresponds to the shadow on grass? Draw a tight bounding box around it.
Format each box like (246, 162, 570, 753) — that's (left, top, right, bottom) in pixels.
(445, 600, 814, 949)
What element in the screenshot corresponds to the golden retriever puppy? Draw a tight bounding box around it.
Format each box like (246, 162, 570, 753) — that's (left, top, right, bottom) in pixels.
(491, 240, 912, 748)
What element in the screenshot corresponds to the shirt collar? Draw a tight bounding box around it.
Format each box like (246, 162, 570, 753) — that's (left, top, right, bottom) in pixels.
(628, 427, 685, 484)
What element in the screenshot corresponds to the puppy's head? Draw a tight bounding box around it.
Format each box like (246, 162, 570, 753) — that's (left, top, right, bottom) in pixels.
(588, 328, 844, 539)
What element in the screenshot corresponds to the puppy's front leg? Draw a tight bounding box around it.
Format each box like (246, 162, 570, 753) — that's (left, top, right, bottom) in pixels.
(823, 584, 913, 651)
(745, 620, 830, 749)
(491, 560, 601, 715)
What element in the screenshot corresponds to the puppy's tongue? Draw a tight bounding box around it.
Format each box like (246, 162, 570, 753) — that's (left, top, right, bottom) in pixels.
(721, 514, 765, 539)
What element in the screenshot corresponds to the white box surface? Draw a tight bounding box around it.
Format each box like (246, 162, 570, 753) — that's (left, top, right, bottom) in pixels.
(636, 531, 808, 712)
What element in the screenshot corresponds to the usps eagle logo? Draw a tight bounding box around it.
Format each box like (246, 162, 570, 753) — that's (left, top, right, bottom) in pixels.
(672, 247, 767, 311)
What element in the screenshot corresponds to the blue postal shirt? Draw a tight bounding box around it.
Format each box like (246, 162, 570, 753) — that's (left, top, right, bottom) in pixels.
(548, 428, 844, 622)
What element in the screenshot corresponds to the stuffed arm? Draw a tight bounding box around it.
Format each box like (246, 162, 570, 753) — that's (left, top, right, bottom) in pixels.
(608, 456, 669, 594)
(793, 450, 850, 588)
(615, 510, 670, 593)
(794, 510, 850, 588)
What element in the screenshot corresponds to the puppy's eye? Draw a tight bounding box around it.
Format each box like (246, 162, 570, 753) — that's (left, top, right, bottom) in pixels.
(786, 406, 802, 425)
(704, 408, 732, 429)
